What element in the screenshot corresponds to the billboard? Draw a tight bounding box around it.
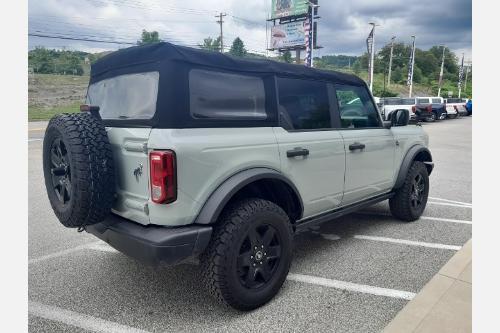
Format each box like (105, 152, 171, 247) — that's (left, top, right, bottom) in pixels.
(271, 21, 306, 49)
(271, 0, 309, 19)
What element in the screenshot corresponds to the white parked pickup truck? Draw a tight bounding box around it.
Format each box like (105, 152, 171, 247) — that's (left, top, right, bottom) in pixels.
(381, 97, 417, 121)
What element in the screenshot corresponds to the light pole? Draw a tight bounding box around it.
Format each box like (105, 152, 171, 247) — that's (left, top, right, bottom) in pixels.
(308, 1, 319, 67)
(437, 45, 446, 97)
(387, 36, 396, 87)
(368, 22, 377, 92)
(408, 35, 416, 98)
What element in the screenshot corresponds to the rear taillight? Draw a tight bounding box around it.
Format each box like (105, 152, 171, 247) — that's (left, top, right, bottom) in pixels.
(412, 106, 416, 113)
(150, 151, 177, 204)
(454, 105, 458, 111)
(427, 105, 432, 112)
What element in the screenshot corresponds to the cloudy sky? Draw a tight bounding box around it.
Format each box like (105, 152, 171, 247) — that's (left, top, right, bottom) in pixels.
(28, 0, 472, 60)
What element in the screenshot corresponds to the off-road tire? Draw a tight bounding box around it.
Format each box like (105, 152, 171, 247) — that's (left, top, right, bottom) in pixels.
(389, 161, 429, 222)
(43, 112, 115, 228)
(200, 198, 293, 311)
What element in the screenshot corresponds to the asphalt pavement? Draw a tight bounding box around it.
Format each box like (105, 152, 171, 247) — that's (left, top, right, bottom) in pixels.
(28, 117, 472, 333)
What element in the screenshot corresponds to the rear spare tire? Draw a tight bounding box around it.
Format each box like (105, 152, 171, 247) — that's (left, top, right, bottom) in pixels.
(43, 112, 115, 228)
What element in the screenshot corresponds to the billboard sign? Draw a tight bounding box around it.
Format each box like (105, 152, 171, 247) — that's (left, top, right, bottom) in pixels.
(271, 0, 309, 19)
(271, 21, 306, 49)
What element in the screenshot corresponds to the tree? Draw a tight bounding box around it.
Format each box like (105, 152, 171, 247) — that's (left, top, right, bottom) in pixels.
(199, 37, 221, 52)
(137, 30, 162, 45)
(281, 50, 292, 63)
(229, 37, 247, 57)
(352, 60, 362, 75)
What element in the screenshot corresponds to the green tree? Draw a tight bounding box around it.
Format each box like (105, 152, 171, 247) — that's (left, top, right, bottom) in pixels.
(137, 30, 162, 45)
(281, 50, 292, 63)
(352, 60, 362, 75)
(199, 37, 221, 52)
(229, 37, 247, 57)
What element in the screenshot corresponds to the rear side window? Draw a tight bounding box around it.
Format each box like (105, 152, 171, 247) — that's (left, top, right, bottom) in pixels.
(86, 72, 159, 120)
(401, 98, 415, 105)
(277, 77, 331, 130)
(189, 69, 266, 120)
(335, 85, 381, 128)
(384, 98, 402, 105)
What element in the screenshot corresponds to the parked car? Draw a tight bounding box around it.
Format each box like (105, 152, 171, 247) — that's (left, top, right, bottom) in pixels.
(42, 42, 434, 311)
(445, 98, 468, 117)
(416, 97, 447, 121)
(466, 99, 472, 115)
(380, 97, 419, 121)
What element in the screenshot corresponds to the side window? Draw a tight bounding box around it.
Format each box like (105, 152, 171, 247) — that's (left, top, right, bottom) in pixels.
(335, 85, 381, 128)
(189, 69, 266, 120)
(277, 77, 331, 130)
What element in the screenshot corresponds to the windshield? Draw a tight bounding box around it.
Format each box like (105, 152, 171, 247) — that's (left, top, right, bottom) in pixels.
(432, 98, 442, 103)
(86, 71, 159, 120)
(417, 98, 429, 104)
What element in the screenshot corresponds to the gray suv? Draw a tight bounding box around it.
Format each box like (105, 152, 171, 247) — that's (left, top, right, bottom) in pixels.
(43, 42, 433, 311)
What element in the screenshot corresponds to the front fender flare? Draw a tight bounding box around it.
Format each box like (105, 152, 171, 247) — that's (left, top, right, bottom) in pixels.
(394, 145, 434, 189)
(194, 168, 303, 225)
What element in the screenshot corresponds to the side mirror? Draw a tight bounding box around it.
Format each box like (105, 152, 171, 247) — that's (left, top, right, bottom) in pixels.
(390, 109, 410, 127)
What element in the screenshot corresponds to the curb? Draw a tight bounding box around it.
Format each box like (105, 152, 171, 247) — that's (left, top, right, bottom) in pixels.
(383, 239, 471, 333)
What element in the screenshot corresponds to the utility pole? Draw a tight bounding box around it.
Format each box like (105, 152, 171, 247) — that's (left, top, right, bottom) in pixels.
(387, 36, 396, 87)
(408, 35, 416, 98)
(458, 53, 464, 98)
(215, 12, 227, 53)
(437, 45, 446, 97)
(308, 1, 319, 67)
(464, 61, 471, 94)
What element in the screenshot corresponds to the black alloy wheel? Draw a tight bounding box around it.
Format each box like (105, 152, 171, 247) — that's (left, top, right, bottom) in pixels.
(49, 137, 72, 205)
(237, 223, 282, 289)
(410, 173, 425, 210)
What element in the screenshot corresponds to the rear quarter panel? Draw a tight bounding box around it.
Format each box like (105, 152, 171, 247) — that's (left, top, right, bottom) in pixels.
(147, 128, 281, 226)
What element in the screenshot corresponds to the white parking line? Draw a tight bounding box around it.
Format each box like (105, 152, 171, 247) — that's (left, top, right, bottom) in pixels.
(29, 301, 151, 333)
(320, 234, 341, 241)
(287, 273, 416, 300)
(87, 243, 119, 253)
(420, 216, 472, 225)
(353, 235, 461, 251)
(428, 197, 472, 206)
(428, 201, 472, 208)
(28, 242, 101, 265)
(355, 211, 472, 225)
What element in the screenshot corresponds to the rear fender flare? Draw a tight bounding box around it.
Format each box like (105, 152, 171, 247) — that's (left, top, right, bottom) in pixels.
(194, 168, 303, 225)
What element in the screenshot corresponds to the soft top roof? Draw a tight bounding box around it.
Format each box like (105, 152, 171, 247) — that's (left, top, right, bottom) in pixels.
(91, 42, 365, 86)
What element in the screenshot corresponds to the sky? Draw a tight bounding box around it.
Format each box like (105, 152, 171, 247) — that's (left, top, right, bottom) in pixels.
(28, 0, 472, 61)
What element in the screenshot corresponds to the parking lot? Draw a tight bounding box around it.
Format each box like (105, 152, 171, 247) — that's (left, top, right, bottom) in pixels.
(28, 117, 472, 333)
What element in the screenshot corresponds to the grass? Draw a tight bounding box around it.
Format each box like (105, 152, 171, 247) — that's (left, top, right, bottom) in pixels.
(28, 102, 81, 121)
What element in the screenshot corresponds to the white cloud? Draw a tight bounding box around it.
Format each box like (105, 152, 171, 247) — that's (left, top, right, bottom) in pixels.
(28, 0, 471, 60)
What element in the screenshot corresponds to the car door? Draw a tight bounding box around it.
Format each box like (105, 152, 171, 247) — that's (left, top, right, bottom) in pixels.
(333, 84, 396, 206)
(273, 77, 346, 219)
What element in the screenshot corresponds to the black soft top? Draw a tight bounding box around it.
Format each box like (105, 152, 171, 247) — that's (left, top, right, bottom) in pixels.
(90, 42, 367, 128)
(91, 42, 365, 86)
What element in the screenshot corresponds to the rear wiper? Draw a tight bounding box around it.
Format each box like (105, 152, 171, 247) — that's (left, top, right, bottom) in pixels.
(118, 115, 129, 119)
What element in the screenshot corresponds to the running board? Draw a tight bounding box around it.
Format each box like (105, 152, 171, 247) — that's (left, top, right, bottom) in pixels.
(294, 192, 394, 233)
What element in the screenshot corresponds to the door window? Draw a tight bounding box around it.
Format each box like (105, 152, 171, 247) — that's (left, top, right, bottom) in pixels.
(335, 85, 381, 128)
(277, 77, 331, 130)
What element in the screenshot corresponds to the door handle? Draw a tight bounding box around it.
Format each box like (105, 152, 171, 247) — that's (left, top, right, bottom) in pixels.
(287, 147, 310, 158)
(349, 142, 366, 151)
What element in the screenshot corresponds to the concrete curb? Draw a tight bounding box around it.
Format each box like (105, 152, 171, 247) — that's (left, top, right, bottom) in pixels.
(383, 239, 471, 333)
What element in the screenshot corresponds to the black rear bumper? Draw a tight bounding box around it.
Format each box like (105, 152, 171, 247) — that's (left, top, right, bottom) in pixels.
(86, 214, 212, 266)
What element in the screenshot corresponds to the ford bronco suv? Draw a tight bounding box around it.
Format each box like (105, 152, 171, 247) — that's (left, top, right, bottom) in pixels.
(43, 42, 433, 311)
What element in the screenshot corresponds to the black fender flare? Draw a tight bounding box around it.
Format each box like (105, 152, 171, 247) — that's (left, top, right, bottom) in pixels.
(194, 168, 304, 225)
(394, 145, 434, 189)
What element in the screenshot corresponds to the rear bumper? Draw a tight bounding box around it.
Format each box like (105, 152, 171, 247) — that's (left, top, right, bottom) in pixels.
(86, 214, 212, 266)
